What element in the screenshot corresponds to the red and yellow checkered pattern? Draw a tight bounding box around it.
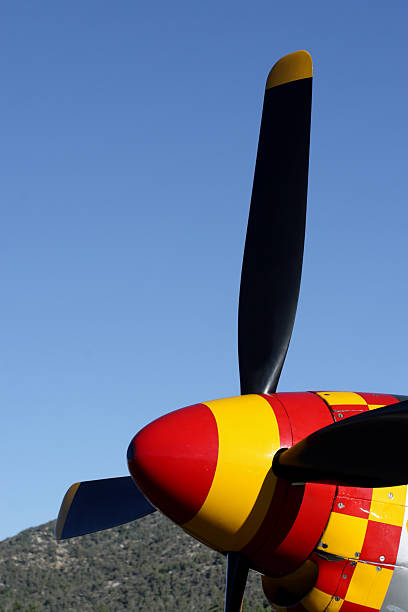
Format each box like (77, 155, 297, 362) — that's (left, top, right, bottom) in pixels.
(295, 391, 407, 612)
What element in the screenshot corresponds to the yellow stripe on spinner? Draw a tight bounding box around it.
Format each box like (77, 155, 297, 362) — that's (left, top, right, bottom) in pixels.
(301, 588, 332, 611)
(266, 50, 312, 90)
(183, 395, 280, 551)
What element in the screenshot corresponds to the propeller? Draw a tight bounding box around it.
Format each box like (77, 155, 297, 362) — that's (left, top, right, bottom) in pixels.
(238, 50, 313, 395)
(273, 400, 408, 488)
(225, 553, 249, 612)
(227, 49, 313, 607)
(55, 477, 155, 540)
(55, 50, 314, 611)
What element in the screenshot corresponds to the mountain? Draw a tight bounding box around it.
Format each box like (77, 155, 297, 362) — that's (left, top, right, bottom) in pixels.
(0, 514, 269, 611)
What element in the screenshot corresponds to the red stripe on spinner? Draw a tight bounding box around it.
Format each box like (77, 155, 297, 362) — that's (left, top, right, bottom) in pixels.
(257, 481, 336, 576)
(242, 477, 303, 561)
(244, 392, 336, 576)
(241, 394, 295, 560)
(279, 392, 334, 441)
(128, 403, 218, 525)
(261, 393, 292, 447)
(263, 393, 335, 574)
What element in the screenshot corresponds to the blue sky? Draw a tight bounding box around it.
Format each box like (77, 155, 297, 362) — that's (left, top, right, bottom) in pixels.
(2, 1, 408, 540)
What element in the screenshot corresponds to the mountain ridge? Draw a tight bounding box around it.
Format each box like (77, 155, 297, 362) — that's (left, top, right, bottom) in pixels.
(0, 513, 268, 611)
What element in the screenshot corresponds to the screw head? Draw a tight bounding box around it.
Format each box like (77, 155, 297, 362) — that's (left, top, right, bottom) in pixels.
(338, 502, 345, 509)
(338, 413, 344, 418)
(388, 492, 394, 499)
(376, 566, 382, 572)
(355, 552, 360, 558)
(379, 555, 385, 562)
(342, 574, 347, 579)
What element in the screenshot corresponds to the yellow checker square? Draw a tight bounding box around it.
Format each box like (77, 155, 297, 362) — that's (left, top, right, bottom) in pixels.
(318, 512, 368, 558)
(316, 391, 367, 406)
(369, 500, 405, 526)
(372, 485, 407, 506)
(301, 588, 331, 611)
(368, 404, 385, 410)
(345, 562, 393, 608)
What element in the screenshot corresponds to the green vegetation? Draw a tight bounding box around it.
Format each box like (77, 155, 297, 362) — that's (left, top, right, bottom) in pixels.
(0, 514, 270, 611)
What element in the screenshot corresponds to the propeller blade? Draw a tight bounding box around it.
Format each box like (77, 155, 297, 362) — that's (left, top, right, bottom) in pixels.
(55, 476, 156, 540)
(238, 50, 313, 395)
(273, 400, 408, 488)
(224, 553, 249, 612)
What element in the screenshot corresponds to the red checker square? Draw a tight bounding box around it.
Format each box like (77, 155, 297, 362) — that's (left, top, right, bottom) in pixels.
(360, 521, 401, 566)
(340, 603, 378, 612)
(338, 486, 373, 501)
(334, 496, 371, 519)
(358, 392, 398, 406)
(335, 560, 357, 599)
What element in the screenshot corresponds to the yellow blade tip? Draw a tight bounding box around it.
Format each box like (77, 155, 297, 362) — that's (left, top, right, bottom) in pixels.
(266, 50, 313, 90)
(55, 482, 80, 540)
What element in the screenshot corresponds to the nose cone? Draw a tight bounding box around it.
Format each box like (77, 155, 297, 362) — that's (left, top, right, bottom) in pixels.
(127, 404, 219, 525)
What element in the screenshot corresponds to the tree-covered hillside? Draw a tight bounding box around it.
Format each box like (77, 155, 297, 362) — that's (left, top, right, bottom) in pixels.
(0, 514, 270, 611)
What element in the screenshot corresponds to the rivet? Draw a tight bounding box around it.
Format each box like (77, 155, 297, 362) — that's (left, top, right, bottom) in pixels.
(342, 574, 347, 579)
(355, 552, 360, 558)
(322, 543, 328, 549)
(338, 502, 345, 509)
(388, 492, 394, 499)
(335, 596, 341, 602)
(377, 566, 382, 572)
(350, 561, 357, 567)
(338, 413, 344, 418)
(379, 555, 385, 562)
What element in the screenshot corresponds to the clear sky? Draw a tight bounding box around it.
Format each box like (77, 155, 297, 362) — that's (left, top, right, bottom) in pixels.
(2, 1, 408, 541)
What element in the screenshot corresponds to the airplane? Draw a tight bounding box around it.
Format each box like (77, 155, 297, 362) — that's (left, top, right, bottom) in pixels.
(55, 50, 408, 611)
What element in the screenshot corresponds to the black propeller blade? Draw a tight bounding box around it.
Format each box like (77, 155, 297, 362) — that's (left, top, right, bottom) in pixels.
(56, 476, 156, 540)
(238, 50, 313, 395)
(273, 400, 408, 488)
(225, 553, 249, 612)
